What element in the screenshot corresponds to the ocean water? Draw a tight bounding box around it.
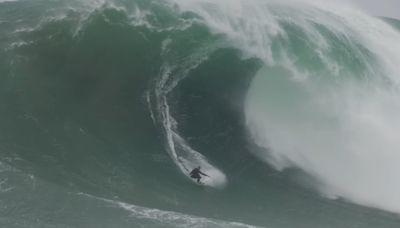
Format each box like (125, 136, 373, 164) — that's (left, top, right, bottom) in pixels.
(1, 0, 400, 227)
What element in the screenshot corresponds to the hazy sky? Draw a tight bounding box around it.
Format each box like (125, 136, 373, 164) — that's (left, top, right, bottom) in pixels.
(347, 0, 400, 19)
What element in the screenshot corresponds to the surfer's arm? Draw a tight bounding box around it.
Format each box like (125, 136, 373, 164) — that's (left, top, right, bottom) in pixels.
(199, 171, 209, 177)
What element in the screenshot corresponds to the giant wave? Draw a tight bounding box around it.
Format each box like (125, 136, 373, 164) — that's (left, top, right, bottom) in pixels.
(1, 0, 400, 227)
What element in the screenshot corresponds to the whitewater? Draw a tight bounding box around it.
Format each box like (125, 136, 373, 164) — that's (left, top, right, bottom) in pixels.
(1, 0, 400, 227)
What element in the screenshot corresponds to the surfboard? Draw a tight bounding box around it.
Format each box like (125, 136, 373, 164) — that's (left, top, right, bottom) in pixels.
(189, 175, 207, 186)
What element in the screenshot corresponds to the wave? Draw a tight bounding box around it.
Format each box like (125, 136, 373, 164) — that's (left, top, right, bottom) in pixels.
(2, 0, 400, 227)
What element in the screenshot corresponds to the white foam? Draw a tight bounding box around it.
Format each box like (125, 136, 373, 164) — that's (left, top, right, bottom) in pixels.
(0, 0, 19, 3)
(81, 193, 261, 228)
(118, 201, 259, 228)
(0, 162, 14, 193)
(0, 178, 14, 193)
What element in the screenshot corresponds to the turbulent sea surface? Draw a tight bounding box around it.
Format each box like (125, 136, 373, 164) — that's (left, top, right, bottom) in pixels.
(2, 0, 400, 227)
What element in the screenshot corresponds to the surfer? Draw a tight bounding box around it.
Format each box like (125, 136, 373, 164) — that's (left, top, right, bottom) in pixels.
(189, 166, 209, 183)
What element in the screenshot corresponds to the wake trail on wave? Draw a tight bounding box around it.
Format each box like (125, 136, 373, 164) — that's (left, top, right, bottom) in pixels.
(148, 36, 228, 188)
(153, 62, 227, 188)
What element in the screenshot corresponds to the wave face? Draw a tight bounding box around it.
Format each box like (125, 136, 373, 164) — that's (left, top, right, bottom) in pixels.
(2, 0, 400, 227)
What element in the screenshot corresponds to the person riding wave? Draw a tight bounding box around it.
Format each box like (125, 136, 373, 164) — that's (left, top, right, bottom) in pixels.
(189, 166, 209, 183)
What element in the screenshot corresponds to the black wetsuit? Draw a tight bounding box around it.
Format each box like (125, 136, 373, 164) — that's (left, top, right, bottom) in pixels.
(190, 168, 208, 183)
